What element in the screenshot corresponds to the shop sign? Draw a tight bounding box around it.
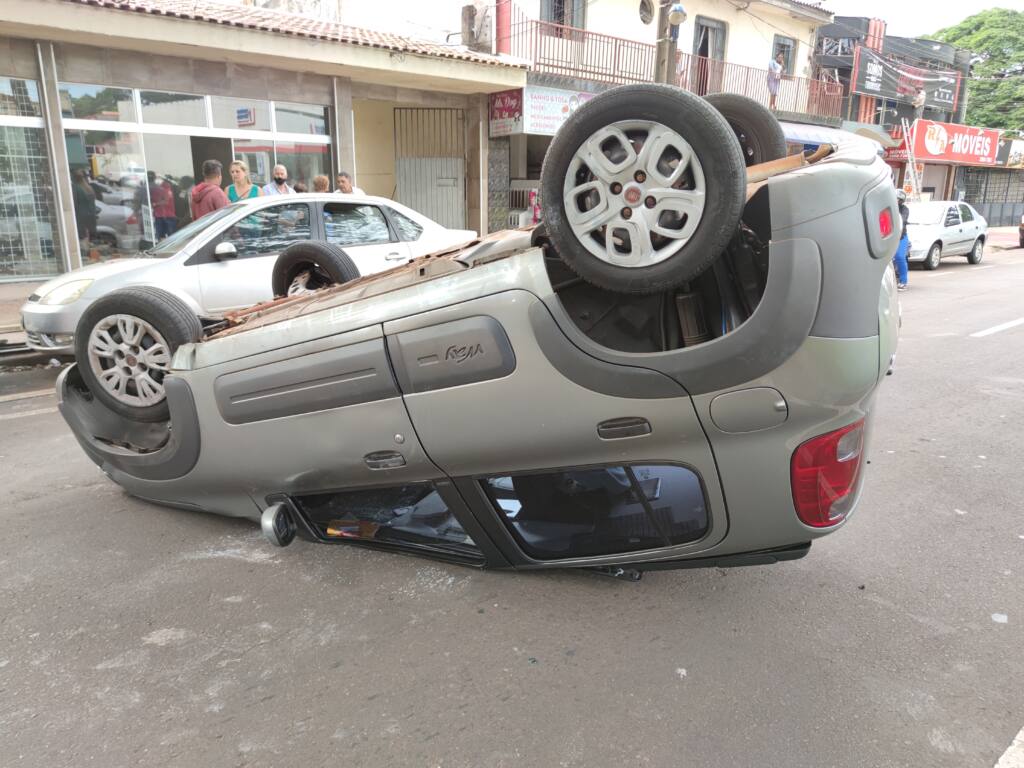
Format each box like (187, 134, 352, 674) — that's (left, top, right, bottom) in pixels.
(885, 120, 1001, 166)
(488, 86, 596, 137)
(236, 107, 256, 127)
(851, 47, 960, 111)
(997, 135, 1024, 168)
(488, 89, 523, 137)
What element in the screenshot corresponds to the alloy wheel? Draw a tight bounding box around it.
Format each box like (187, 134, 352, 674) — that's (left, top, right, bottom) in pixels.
(562, 119, 707, 269)
(87, 314, 172, 408)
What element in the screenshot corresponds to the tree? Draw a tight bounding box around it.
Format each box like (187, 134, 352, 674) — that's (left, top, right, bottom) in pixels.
(930, 8, 1024, 131)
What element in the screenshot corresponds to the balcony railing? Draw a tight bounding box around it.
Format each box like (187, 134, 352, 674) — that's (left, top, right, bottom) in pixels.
(675, 53, 844, 119)
(508, 11, 844, 120)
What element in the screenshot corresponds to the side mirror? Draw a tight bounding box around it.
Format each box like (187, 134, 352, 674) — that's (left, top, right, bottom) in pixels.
(214, 241, 238, 260)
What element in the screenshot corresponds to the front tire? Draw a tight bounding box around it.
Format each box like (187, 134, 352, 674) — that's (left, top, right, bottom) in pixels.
(967, 238, 984, 264)
(74, 286, 203, 422)
(540, 83, 746, 294)
(923, 242, 942, 270)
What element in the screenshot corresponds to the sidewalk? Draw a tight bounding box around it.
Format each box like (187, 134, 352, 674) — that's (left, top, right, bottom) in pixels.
(985, 226, 1020, 251)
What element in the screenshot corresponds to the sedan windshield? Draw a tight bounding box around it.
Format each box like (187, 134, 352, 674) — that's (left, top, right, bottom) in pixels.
(906, 203, 946, 225)
(143, 204, 243, 258)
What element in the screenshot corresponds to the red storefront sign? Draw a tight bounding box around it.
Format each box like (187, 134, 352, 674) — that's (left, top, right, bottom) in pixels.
(890, 120, 1001, 166)
(488, 89, 523, 137)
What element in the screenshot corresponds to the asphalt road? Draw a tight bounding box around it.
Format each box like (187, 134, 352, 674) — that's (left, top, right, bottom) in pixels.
(1, 249, 1023, 768)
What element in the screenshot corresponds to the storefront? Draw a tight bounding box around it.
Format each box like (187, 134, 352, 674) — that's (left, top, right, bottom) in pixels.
(0, 0, 525, 281)
(951, 134, 1024, 226)
(885, 119, 1000, 202)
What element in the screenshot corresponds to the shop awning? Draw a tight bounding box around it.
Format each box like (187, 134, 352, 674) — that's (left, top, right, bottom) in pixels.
(779, 122, 884, 154)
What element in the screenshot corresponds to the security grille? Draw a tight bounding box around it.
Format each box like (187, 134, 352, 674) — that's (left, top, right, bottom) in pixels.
(394, 108, 466, 230)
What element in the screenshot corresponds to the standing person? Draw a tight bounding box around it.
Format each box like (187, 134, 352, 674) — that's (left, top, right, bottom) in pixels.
(71, 169, 99, 260)
(894, 189, 910, 291)
(912, 88, 926, 122)
(225, 160, 261, 202)
(174, 175, 194, 229)
(262, 164, 294, 196)
(293, 181, 308, 193)
(191, 159, 228, 220)
(335, 171, 365, 195)
(147, 171, 177, 240)
(767, 51, 784, 110)
(312, 174, 331, 193)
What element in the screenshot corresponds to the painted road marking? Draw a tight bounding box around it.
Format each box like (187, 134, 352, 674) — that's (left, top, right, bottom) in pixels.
(0, 406, 58, 421)
(971, 318, 1024, 338)
(995, 726, 1024, 768)
(0, 389, 53, 404)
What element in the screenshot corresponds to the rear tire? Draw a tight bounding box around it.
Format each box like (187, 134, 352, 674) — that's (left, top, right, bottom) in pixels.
(967, 238, 984, 264)
(271, 242, 360, 297)
(923, 242, 942, 270)
(703, 93, 787, 166)
(75, 286, 203, 422)
(540, 83, 746, 294)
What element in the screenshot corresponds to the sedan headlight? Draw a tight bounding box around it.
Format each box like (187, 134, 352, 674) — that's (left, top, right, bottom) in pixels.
(38, 279, 93, 305)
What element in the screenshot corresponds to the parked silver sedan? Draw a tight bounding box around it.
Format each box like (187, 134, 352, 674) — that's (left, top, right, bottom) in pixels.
(906, 201, 988, 270)
(21, 194, 475, 353)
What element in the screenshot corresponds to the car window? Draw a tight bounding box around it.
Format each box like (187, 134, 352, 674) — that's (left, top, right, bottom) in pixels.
(959, 204, 974, 222)
(482, 464, 708, 560)
(324, 203, 392, 246)
(944, 207, 961, 227)
(907, 203, 945, 225)
(292, 483, 480, 558)
(225, 203, 312, 259)
(146, 204, 241, 258)
(389, 209, 424, 241)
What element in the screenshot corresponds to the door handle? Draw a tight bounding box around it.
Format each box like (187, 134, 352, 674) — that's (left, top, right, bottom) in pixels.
(364, 450, 406, 470)
(385, 252, 406, 261)
(597, 417, 652, 440)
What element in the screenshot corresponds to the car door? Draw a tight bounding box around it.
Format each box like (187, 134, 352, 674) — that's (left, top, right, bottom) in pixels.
(382, 289, 729, 566)
(942, 205, 966, 254)
(322, 201, 411, 276)
(196, 201, 313, 313)
(959, 204, 980, 248)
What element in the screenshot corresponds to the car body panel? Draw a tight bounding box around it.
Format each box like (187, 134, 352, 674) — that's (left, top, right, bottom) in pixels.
(907, 201, 987, 263)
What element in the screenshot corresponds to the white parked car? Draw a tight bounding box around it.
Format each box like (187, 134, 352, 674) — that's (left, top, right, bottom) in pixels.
(21, 194, 476, 353)
(906, 201, 988, 270)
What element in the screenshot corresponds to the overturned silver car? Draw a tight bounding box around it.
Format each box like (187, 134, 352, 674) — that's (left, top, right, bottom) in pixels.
(58, 85, 900, 577)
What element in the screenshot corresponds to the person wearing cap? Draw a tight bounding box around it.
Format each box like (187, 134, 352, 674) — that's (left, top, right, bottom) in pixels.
(894, 189, 910, 291)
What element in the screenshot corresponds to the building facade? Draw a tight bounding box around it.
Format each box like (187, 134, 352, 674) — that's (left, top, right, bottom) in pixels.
(0, 0, 524, 281)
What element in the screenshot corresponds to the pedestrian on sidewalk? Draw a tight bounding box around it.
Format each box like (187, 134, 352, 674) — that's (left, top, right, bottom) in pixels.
(225, 160, 261, 202)
(262, 164, 294, 196)
(190, 159, 228, 220)
(894, 189, 910, 291)
(312, 174, 331, 193)
(71, 169, 99, 261)
(336, 171, 365, 195)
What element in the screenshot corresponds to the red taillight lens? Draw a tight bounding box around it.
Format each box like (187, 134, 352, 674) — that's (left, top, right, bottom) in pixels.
(127, 213, 138, 225)
(879, 208, 894, 239)
(791, 419, 866, 528)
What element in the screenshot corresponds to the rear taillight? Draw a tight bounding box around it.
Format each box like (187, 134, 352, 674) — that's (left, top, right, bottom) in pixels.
(791, 419, 866, 528)
(879, 208, 894, 239)
(127, 213, 138, 225)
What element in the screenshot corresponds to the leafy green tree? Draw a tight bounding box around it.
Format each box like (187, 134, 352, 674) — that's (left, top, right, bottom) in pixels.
(930, 8, 1024, 131)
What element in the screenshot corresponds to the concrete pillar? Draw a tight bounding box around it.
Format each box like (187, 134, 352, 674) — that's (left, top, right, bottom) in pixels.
(35, 42, 79, 272)
(331, 76, 356, 178)
(466, 94, 488, 235)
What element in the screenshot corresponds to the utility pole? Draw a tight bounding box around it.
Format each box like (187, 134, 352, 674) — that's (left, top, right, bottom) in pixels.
(654, 1, 672, 84)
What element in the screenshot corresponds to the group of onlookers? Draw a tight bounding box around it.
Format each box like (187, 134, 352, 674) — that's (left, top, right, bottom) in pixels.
(70, 159, 367, 259)
(190, 159, 364, 220)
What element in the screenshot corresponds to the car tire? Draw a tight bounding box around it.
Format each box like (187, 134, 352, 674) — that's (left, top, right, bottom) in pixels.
(271, 242, 360, 297)
(540, 83, 746, 294)
(967, 238, 984, 264)
(923, 242, 942, 270)
(703, 93, 787, 166)
(75, 286, 203, 423)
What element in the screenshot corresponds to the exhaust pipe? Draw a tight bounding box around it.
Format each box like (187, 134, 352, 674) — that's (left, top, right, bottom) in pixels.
(261, 503, 296, 547)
